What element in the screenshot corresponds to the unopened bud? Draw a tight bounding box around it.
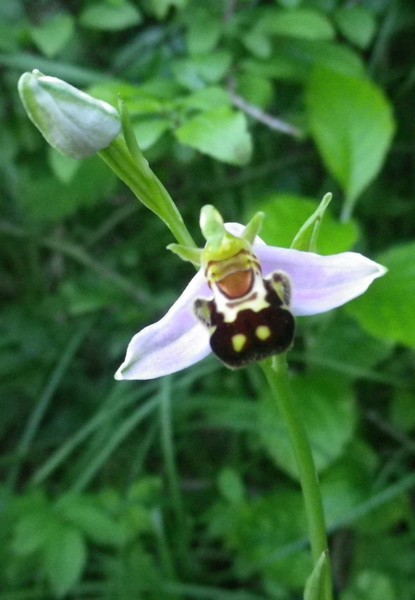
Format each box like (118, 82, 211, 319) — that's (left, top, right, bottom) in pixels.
(18, 70, 121, 159)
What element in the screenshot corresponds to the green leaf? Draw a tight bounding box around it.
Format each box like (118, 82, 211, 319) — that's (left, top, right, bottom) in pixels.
(243, 39, 365, 82)
(179, 86, 230, 111)
(175, 107, 252, 165)
(146, 0, 188, 19)
(192, 51, 232, 83)
(12, 510, 52, 556)
(321, 442, 377, 527)
(20, 156, 116, 222)
(43, 524, 86, 598)
(210, 490, 311, 587)
(252, 194, 359, 254)
(236, 73, 273, 108)
(172, 52, 232, 89)
(261, 8, 335, 41)
(217, 468, 245, 504)
(390, 390, 415, 433)
(58, 494, 126, 546)
(308, 313, 392, 378)
(48, 148, 81, 184)
(260, 373, 356, 478)
(243, 8, 334, 60)
(347, 242, 415, 347)
(133, 119, 171, 150)
(80, 0, 141, 31)
(30, 14, 74, 58)
(334, 6, 377, 49)
(341, 571, 397, 600)
(307, 68, 395, 217)
(185, 7, 221, 54)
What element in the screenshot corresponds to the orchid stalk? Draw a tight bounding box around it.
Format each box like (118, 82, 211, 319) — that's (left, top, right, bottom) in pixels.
(18, 70, 387, 598)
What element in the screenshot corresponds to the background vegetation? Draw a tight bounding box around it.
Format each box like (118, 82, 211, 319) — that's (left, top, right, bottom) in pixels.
(1, 0, 415, 598)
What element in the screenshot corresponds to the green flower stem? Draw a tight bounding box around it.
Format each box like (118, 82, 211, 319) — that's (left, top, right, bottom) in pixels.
(262, 355, 333, 600)
(99, 137, 196, 248)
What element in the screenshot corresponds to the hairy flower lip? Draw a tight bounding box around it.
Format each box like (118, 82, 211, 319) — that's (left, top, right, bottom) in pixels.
(115, 223, 387, 381)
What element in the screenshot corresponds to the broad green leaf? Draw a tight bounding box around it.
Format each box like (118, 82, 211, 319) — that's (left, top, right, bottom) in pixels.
(80, 0, 141, 31)
(244, 8, 334, 59)
(243, 28, 273, 59)
(347, 242, 415, 347)
(43, 524, 86, 598)
(172, 52, 232, 89)
(185, 7, 221, 54)
(20, 156, 116, 222)
(390, 390, 415, 433)
(334, 6, 377, 49)
(260, 8, 335, 41)
(217, 468, 245, 504)
(260, 373, 356, 478)
(308, 313, 392, 378)
(58, 494, 126, 546)
(12, 509, 53, 556)
(210, 490, 311, 588)
(179, 86, 230, 111)
(30, 14, 74, 58)
(307, 68, 395, 216)
(133, 119, 171, 150)
(252, 194, 359, 254)
(175, 107, 252, 165)
(236, 73, 273, 108)
(192, 52, 232, 83)
(48, 148, 81, 184)
(243, 39, 365, 82)
(321, 442, 377, 528)
(146, 0, 187, 19)
(341, 571, 396, 600)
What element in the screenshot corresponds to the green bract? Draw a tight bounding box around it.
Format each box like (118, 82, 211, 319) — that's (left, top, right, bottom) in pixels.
(18, 70, 121, 159)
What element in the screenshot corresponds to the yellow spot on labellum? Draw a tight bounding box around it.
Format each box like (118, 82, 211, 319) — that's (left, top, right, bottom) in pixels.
(232, 333, 247, 353)
(255, 325, 271, 340)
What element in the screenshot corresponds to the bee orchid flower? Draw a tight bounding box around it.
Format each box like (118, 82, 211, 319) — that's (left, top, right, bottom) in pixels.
(115, 207, 386, 380)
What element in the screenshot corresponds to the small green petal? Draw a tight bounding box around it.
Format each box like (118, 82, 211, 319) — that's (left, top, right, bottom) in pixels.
(200, 205, 225, 249)
(242, 211, 264, 245)
(200, 204, 251, 265)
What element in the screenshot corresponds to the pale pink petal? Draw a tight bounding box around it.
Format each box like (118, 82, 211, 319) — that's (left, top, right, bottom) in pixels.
(253, 245, 386, 316)
(115, 270, 210, 380)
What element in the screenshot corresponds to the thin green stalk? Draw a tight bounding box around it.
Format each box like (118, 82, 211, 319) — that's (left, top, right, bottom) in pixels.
(29, 382, 157, 486)
(262, 355, 333, 600)
(152, 510, 181, 600)
(159, 377, 193, 578)
(7, 324, 90, 491)
(69, 394, 160, 492)
(160, 377, 185, 527)
(99, 138, 196, 249)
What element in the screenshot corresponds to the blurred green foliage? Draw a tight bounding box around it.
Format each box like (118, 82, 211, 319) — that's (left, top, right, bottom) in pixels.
(1, 0, 415, 598)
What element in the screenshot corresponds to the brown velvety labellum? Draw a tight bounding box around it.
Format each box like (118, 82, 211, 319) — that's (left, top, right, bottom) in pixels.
(217, 269, 254, 299)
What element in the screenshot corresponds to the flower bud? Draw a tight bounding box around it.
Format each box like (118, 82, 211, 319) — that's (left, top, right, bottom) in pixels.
(18, 70, 121, 159)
